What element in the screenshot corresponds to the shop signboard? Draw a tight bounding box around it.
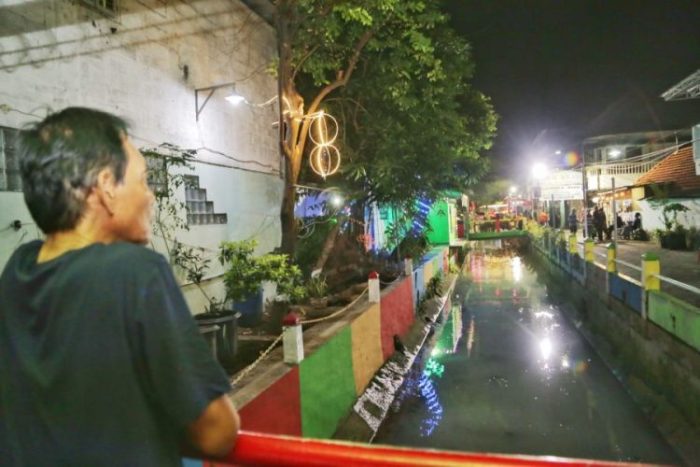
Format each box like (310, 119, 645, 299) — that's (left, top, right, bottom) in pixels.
(539, 169, 583, 201)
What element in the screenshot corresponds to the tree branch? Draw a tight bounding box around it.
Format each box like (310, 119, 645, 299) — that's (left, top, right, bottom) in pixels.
(307, 28, 374, 115)
(291, 45, 319, 82)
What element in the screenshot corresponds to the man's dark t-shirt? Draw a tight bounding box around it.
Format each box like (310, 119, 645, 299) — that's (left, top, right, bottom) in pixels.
(0, 241, 231, 466)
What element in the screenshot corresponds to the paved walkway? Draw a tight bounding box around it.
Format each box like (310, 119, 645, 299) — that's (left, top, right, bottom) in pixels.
(590, 240, 700, 307)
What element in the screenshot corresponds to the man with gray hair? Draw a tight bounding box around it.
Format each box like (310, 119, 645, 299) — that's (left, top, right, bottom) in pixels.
(0, 107, 239, 466)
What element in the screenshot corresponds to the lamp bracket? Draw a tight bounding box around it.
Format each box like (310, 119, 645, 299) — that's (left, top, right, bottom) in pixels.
(195, 81, 236, 121)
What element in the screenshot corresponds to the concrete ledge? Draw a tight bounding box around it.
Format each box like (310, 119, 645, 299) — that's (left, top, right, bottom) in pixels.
(333, 274, 458, 442)
(530, 249, 700, 465)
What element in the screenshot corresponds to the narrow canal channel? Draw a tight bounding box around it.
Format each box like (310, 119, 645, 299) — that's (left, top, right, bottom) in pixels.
(374, 241, 681, 465)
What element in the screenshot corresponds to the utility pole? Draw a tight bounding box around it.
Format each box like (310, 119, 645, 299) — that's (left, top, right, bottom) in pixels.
(581, 143, 588, 238)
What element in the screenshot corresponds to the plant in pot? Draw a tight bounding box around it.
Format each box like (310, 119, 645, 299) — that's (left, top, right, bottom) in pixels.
(171, 241, 240, 366)
(219, 240, 306, 327)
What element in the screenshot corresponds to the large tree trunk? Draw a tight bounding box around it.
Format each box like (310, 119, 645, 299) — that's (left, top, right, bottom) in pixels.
(276, 0, 298, 256)
(279, 160, 297, 255)
(312, 216, 344, 274)
(274, 1, 373, 257)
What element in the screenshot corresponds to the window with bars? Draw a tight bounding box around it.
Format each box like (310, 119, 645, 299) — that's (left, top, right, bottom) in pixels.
(0, 127, 22, 192)
(79, 0, 118, 16)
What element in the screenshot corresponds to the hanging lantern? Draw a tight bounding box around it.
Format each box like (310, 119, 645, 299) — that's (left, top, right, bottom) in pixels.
(309, 144, 341, 179)
(308, 111, 341, 178)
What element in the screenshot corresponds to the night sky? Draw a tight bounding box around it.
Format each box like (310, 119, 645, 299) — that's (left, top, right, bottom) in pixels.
(444, 0, 700, 180)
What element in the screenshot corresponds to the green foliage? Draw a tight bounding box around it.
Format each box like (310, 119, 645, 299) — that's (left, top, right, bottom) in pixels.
(467, 178, 511, 206)
(295, 217, 336, 276)
(661, 203, 689, 231)
(306, 275, 329, 298)
(324, 18, 496, 203)
(284, 1, 494, 203)
(142, 144, 196, 260)
(171, 241, 210, 284)
(219, 240, 307, 304)
(630, 228, 650, 242)
(398, 232, 430, 263)
(426, 274, 444, 299)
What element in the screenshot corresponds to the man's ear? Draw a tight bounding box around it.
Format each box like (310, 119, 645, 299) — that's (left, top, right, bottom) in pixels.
(93, 167, 117, 215)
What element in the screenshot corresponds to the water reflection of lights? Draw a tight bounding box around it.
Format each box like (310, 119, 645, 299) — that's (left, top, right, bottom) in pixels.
(418, 374, 443, 437)
(561, 355, 570, 369)
(534, 310, 554, 320)
(539, 338, 553, 360)
(511, 257, 523, 283)
(466, 317, 476, 358)
(423, 358, 445, 378)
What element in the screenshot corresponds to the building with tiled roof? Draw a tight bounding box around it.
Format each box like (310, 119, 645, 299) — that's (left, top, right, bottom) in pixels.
(634, 145, 700, 197)
(631, 143, 700, 231)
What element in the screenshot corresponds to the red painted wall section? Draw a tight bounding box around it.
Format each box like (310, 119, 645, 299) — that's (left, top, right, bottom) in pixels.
(380, 276, 415, 360)
(238, 367, 302, 436)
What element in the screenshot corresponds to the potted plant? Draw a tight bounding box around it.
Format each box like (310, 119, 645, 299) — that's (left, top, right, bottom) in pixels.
(219, 240, 306, 327)
(170, 241, 240, 366)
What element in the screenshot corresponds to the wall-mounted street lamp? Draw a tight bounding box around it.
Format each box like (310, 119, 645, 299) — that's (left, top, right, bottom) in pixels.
(194, 82, 278, 121)
(195, 82, 240, 121)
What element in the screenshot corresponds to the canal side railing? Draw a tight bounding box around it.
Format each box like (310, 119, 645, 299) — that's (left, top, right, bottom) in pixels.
(189, 430, 658, 466)
(529, 224, 700, 353)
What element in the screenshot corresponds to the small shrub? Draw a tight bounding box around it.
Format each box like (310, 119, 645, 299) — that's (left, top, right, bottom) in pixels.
(426, 275, 444, 299)
(630, 228, 649, 241)
(306, 275, 328, 299)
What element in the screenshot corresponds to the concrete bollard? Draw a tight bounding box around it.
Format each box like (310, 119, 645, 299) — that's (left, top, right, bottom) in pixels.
(641, 253, 660, 320)
(368, 271, 380, 303)
(404, 257, 413, 277)
(282, 312, 304, 364)
(584, 239, 594, 262)
(606, 243, 617, 274)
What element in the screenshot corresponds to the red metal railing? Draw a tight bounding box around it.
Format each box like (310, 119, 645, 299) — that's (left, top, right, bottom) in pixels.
(203, 431, 652, 466)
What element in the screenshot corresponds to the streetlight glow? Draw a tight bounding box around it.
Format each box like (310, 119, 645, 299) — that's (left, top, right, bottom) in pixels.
(331, 194, 343, 207)
(509, 186, 518, 195)
(531, 162, 548, 180)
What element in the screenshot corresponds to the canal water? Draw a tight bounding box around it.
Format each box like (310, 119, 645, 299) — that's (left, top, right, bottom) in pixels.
(374, 242, 681, 465)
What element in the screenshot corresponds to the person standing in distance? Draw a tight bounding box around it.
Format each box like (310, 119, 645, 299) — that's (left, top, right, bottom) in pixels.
(0, 107, 239, 466)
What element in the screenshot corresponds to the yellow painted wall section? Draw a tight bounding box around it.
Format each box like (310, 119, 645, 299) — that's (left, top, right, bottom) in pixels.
(350, 303, 384, 395)
(423, 261, 433, 288)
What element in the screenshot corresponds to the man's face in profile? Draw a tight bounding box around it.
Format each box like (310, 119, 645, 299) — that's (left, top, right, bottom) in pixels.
(107, 137, 155, 244)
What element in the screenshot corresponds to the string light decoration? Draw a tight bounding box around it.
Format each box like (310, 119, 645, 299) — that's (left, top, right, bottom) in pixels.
(308, 111, 341, 178)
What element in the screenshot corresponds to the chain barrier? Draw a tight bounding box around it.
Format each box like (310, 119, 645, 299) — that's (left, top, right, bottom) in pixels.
(230, 333, 283, 387)
(379, 276, 402, 286)
(230, 287, 369, 386)
(299, 288, 368, 325)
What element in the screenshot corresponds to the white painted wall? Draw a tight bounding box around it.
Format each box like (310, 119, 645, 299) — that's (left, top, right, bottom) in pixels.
(638, 198, 700, 232)
(0, 0, 282, 313)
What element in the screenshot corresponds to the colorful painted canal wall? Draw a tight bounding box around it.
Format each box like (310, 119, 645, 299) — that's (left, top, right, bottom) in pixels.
(230, 247, 449, 441)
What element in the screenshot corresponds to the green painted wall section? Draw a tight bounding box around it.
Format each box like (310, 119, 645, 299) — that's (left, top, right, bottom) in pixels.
(648, 291, 700, 352)
(469, 230, 528, 240)
(427, 199, 450, 245)
(299, 327, 357, 438)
